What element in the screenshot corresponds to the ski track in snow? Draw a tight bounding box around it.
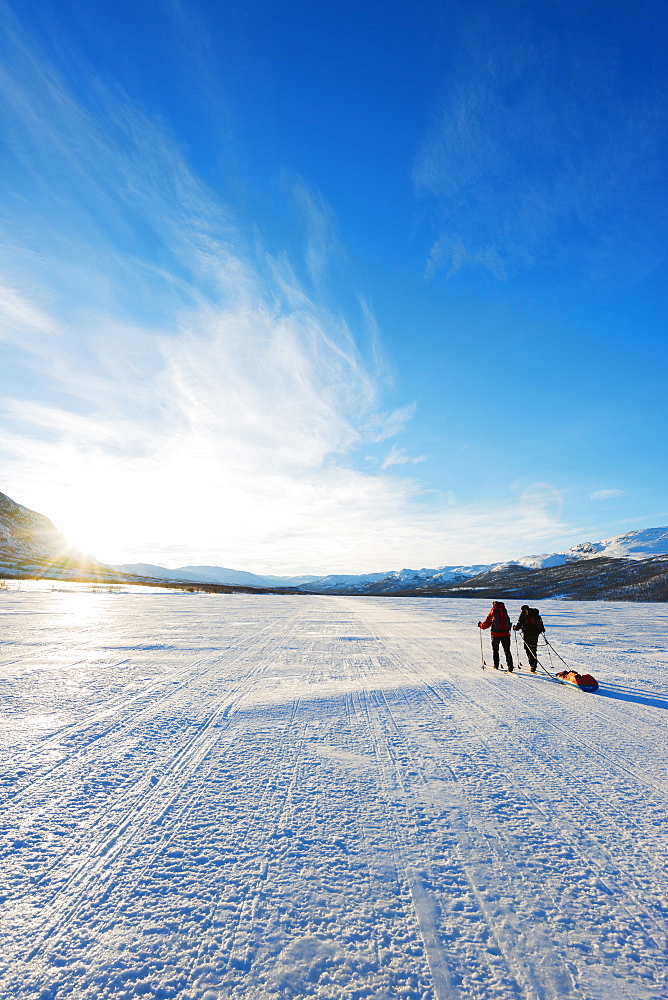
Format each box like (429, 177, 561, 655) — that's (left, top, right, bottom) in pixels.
(0, 592, 667, 1000)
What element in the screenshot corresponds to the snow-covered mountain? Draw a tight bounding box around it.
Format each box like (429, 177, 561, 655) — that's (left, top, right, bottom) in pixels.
(513, 526, 668, 569)
(302, 565, 489, 593)
(0, 492, 64, 564)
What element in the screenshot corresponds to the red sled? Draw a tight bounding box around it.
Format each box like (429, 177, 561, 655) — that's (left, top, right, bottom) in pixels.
(556, 670, 599, 692)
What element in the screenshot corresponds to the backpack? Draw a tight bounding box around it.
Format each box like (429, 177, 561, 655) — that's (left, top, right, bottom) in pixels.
(492, 603, 511, 631)
(524, 607, 544, 632)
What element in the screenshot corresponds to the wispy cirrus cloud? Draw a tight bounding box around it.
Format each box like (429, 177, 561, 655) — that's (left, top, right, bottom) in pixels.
(0, 283, 57, 339)
(380, 445, 427, 471)
(413, 4, 667, 283)
(590, 489, 625, 502)
(292, 181, 343, 285)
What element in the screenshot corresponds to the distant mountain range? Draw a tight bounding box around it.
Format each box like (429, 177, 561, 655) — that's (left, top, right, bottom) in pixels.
(115, 526, 668, 600)
(291, 527, 668, 600)
(2, 490, 668, 600)
(111, 562, 320, 589)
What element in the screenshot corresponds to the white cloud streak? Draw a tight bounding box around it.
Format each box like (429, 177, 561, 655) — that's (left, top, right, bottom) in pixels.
(590, 489, 625, 501)
(380, 445, 427, 471)
(413, 5, 667, 283)
(0, 282, 57, 339)
(292, 182, 343, 285)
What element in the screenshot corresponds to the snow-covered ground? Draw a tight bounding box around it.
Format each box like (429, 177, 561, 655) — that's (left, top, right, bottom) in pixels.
(1, 590, 667, 1000)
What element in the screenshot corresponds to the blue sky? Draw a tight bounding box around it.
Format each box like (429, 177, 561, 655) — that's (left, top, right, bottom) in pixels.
(1, 0, 667, 574)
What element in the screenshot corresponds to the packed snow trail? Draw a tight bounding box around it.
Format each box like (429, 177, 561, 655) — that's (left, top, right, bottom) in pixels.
(1, 590, 667, 1000)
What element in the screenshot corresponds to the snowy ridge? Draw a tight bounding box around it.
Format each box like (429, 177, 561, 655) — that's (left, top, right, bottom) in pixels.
(303, 564, 490, 593)
(0, 491, 66, 562)
(514, 526, 668, 569)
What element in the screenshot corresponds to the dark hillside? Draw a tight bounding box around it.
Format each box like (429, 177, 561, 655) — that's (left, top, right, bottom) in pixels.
(387, 554, 668, 602)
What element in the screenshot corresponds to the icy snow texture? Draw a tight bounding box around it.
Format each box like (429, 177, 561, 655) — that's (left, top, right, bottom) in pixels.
(1, 590, 667, 999)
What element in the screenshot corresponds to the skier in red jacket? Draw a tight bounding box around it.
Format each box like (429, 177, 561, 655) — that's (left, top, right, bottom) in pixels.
(478, 600, 514, 671)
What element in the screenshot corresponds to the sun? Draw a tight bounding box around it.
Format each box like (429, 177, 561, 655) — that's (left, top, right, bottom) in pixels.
(47, 497, 128, 565)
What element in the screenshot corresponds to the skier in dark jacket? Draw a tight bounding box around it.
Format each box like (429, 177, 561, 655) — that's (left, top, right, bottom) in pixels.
(478, 600, 514, 671)
(513, 605, 544, 672)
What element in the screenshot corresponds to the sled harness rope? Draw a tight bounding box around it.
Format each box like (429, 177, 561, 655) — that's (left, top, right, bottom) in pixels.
(530, 634, 574, 679)
(517, 634, 556, 679)
(543, 634, 572, 669)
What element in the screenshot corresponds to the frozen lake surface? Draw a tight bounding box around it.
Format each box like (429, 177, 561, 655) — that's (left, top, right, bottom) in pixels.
(1, 590, 667, 1000)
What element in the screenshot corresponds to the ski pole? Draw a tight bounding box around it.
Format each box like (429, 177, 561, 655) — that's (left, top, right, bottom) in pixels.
(479, 626, 487, 670)
(514, 629, 522, 669)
